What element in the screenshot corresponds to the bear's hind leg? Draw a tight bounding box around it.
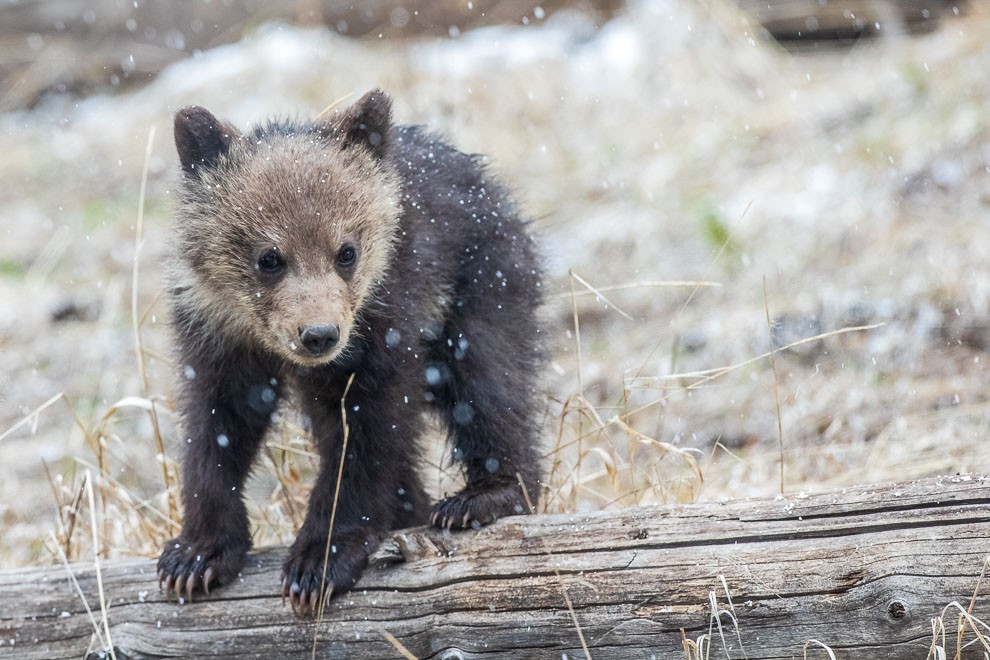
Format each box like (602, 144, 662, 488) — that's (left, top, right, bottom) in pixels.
(428, 315, 544, 530)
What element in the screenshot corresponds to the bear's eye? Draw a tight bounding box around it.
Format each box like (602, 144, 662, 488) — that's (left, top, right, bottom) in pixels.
(336, 244, 357, 269)
(257, 248, 284, 274)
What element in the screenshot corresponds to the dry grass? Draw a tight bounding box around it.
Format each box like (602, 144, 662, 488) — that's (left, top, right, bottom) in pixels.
(2, 0, 990, 656)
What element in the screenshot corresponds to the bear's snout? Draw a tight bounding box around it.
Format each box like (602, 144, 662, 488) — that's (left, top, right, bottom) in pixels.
(299, 324, 340, 356)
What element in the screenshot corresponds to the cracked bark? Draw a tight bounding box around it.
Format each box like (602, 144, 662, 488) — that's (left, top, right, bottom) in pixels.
(3, 475, 990, 659)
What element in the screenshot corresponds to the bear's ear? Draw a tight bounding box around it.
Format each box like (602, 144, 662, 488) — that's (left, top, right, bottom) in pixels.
(320, 89, 392, 160)
(174, 106, 236, 175)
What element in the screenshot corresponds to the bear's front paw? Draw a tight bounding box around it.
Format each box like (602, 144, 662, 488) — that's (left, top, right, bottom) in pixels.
(281, 530, 378, 618)
(157, 535, 248, 602)
(430, 475, 532, 530)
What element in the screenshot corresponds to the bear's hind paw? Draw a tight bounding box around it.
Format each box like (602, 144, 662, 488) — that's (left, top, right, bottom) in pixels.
(430, 475, 532, 530)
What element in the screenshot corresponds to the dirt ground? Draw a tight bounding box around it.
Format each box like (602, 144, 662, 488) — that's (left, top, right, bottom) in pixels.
(1, 1, 989, 569)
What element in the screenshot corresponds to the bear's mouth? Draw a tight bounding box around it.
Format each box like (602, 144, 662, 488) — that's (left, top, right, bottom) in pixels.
(283, 341, 345, 367)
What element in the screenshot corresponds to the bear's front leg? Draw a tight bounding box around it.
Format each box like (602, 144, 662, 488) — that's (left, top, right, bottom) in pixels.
(281, 525, 381, 616)
(158, 344, 281, 602)
(283, 378, 423, 617)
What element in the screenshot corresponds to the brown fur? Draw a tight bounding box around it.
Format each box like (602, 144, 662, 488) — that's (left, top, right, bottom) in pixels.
(169, 111, 402, 366)
(158, 90, 546, 618)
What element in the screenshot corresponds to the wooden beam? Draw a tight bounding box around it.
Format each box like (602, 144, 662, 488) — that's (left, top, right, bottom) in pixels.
(3, 475, 990, 658)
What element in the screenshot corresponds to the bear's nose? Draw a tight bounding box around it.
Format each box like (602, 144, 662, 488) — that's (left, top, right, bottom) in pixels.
(299, 324, 339, 356)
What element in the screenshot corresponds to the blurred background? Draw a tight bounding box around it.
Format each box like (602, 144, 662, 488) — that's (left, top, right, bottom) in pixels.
(0, 0, 987, 568)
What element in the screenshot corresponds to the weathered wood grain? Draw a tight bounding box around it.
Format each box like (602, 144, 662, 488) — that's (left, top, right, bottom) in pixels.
(3, 475, 990, 659)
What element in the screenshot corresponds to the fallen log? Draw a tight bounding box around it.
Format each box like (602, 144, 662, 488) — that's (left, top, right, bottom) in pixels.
(738, 0, 967, 42)
(0, 0, 621, 111)
(3, 475, 990, 659)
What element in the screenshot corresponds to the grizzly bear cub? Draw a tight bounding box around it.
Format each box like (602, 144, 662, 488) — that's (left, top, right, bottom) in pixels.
(156, 90, 545, 617)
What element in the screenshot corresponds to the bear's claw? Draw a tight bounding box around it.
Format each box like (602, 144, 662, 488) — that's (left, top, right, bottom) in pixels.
(429, 475, 531, 531)
(157, 535, 246, 603)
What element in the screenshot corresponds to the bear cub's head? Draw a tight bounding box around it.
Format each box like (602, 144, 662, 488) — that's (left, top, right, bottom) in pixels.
(172, 90, 401, 367)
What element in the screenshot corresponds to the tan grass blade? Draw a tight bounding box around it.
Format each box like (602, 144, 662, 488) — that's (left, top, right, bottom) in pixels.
(762, 276, 785, 495)
(802, 640, 837, 659)
(517, 473, 592, 658)
(379, 629, 417, 659)
(47, 531, 107, 651)
(718, 574, 748, 659)
(560, 279, 721, 297)
(84, 471, 116, 659)
(569, 270, 634, 321)
(0, 392, 65, 442)
(312, 372, 357, 654)
(315, 92, 355, 122)
(130, 125, 175, 521)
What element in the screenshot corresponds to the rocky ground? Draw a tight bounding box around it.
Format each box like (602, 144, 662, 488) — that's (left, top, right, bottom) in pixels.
(1, 1, 988, 568)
